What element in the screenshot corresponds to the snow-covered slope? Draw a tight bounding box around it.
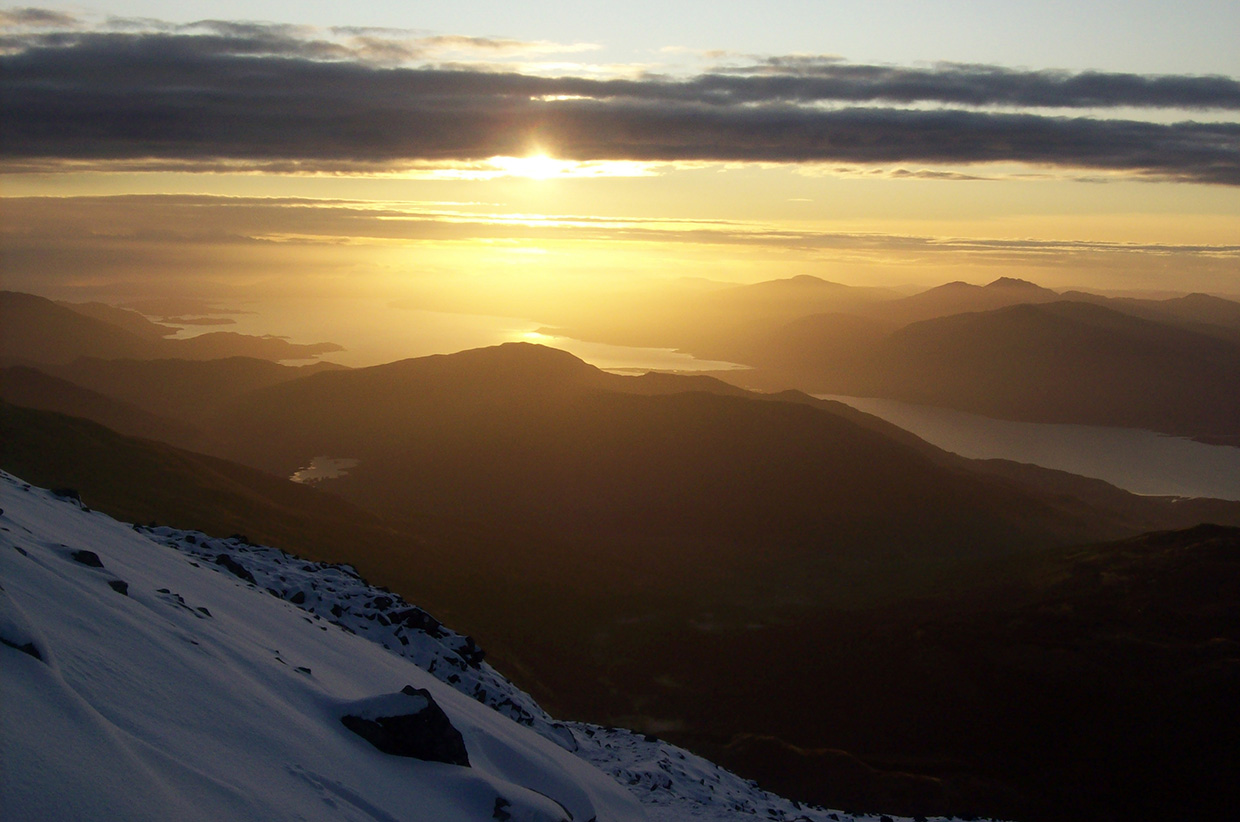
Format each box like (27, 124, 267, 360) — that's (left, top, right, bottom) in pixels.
(1, 473, 993, 822)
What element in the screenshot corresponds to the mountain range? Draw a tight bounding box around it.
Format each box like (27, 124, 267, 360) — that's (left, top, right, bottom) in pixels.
(0, 291, 343, 365)
(4, 285, 1240, 819)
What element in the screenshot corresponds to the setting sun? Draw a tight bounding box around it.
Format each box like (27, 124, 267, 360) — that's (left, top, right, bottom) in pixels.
(492, 153, 572, 180)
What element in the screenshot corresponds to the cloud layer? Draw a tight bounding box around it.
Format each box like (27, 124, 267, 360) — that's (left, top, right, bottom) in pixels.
(2, 22, 1239, 183)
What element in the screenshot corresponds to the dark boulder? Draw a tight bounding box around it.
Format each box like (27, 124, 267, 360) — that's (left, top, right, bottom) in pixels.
(71, 550, 104, 568)
(341, 686, 470, 766)
(52, 488, 89, 511)
(456, 636, 485, 667)
(214, 554, 256, 584)
(392, 607, 447, 638)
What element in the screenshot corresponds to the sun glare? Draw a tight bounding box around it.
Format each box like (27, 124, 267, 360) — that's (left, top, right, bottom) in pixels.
(494, 154, 573, 180)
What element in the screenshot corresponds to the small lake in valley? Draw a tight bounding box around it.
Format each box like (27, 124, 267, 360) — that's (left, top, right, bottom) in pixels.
(291, 457, 360, 484)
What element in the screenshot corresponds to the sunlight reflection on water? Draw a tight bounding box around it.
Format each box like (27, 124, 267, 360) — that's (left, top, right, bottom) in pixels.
(291, 457, 359, 484)
(170, 297, 745, 373)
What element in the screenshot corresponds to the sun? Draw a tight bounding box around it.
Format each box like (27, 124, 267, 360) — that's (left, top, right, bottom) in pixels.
(492, 153, 573, 180)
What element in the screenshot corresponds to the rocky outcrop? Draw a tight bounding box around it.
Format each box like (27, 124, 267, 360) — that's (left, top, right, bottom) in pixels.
(340, 686, 470, 766)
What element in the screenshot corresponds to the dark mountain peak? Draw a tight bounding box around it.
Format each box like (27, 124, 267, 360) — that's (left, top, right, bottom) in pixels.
(473, 340, 586, 363)
(1169, 292, 1240, 312)
(784, 274, 838, 287)
(622, 371, 751, 398)
(355, 342, 606, 393)
(934, 299, 1136, 328)
(986, 277, 1044, 290)
(436, 341, 600, 376)
(736, 275, 853, 295)
(1, 290, 155, 364)
(1, 290, 342, 365)
(930, 280, 976, 291)
(57, 300, 178, 340)
(2, 290, 42, 306)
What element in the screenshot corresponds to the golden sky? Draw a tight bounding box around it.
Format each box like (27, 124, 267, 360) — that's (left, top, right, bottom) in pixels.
(2, 3, 1238, 309)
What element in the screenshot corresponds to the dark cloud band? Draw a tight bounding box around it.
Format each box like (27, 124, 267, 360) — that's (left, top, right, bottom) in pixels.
(2, 30, 1238, 183)
(712, 59, 1240, 110)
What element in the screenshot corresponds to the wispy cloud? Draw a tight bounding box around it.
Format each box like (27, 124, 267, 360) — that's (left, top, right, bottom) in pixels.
(417, 34, 600, 56)
(1, 20, 1238, 183)
(0, 7, 79, 28)
(5, 193, 1238, 296)
(7, 194, 1240, 259)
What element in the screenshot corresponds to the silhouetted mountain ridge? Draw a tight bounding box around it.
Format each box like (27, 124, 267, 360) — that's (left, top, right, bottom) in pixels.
(846, 300, 1240, 437)
(0, 291, 343, 364)
(210, 342, 1181, 603)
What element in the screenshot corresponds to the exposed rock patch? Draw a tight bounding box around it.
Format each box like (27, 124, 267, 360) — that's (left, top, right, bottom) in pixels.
(71, 549, 104, 567)
(341, 686, 470, 766)
(214, 553, 256, 584)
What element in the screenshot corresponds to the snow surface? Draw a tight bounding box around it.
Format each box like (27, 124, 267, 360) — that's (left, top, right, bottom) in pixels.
(1, 472, 997, 822)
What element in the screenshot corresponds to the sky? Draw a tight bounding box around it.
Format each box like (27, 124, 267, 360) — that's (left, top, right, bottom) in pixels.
(2, 0, 1238, 320)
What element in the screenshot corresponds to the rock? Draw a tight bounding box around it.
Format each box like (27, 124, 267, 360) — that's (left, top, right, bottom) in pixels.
(214, 554, 256, 584)
(392, 607, 447, 638)
(71, 550, 104, 568)
(341, 686, 470, 766)
(51, 488, 88, 511)
(492, 796, 512, 820)
(289, 591, 306, 605)
(456, 636, 485, 667)
(108, 579, 129, 596)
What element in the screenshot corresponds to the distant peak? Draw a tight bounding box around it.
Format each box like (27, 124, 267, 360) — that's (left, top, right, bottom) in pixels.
(986, 277, 1042, 290)
(447, 341, 599, 375)
(754, 274, 847, 290)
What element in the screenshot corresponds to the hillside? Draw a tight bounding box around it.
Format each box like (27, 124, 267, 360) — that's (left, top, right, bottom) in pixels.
(2, 472, 993, 822)
(863, 277, 1062, 326)
(43, 356, 347, 430)
(0, 474, 638, 822)
(6, 385, 1240, 818)
(0, 292, 342, 364)
(213, 343, 1118, 582)
(1059, 290, 1240, 343)
(702, 524, 1240, 822)
(0, 366, 214, 453)
(788, 300, 1240, 440)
